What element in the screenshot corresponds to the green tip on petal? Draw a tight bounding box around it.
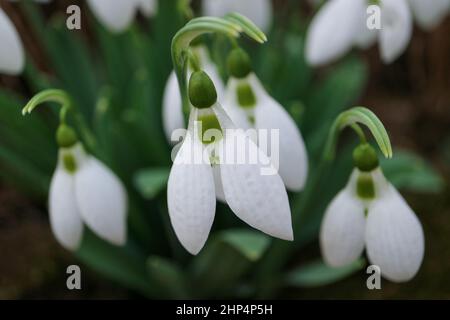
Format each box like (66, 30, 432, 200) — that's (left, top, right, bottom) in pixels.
(188, 71, 218, 109)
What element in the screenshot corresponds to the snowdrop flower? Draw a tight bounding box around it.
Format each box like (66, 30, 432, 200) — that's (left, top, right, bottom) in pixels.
(320, 144, 424, 282)
(306, 0, 413, 65)
(0, 7, 24, 75)
(203, 0, 273, 32)
(87, 0, 157, 33)
(408, 0, 450, 30)
(163, 44, 224, 142)
(167, 71, 293, 254)
(222, 48, 308, 192)
(49, 125, 127, 250)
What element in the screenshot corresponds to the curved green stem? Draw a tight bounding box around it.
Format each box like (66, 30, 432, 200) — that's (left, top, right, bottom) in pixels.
(171, 13, 267, 120)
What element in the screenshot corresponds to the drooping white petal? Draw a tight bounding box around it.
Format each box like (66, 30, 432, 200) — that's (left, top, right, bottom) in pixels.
(137, 0, 158, 17)
(408, 0, 450, 30)
(203, 0, 272, 32)
(365, 185, 425, 282)
(49, 166, 84, 251)
(379, 0, 413, 64)
(162, 71, 186, 143)
(87, 0, 137, 33)
(320, 188, 366, 267)
(305, 0, 362, 66)
(212, 164, 227, 203)
(354, 1, 379, 49)
(167, 108, 216, 255)
(249, 74, 308, 191)
(75, 157, 128, 246)
(0, 8, 24, 75)
(213, 104, 293, 241)
(222, 77, 255, 130)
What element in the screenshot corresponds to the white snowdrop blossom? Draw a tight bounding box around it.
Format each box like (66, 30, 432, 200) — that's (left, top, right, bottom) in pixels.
(306, 0, 450, 66)
(320, 167, 425, 282)
(86, 0, 157, 33)
(223, 73, 308, 192)
(0, 7, 24, 75)
(162, 45, 224, 142)
(167, 71, 293, 255)
(49, 143, 128, 250)
(203, 0, 273, 32)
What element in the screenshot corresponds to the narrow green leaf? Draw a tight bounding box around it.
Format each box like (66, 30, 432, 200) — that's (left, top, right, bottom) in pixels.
(219, 229, 270, 261)
(134, 167, 170, 199)
(146, 255, 188, 298)
(285, 258, 366, 288)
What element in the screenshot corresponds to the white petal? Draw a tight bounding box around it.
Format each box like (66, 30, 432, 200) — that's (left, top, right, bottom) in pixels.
(162, 71, 186, 143)
(408, 0, 450, 30)
(320, 188, 366, 267)
(354, 2, 379, 49)
(365, 185, 425, 282)
(137, 0, 157, 17)
(213, 104, 293, 241)
(49, 151, 83, 251)
(250, 75, 308, 191)
(305, 0, 362, 66)
(222, 77, 255, 130)
(203, 0, 272, 31)
(379, 0, 413, 64)
(75, 157, 128, 246)
(0, 9, 24, 75)
(212, 164, 227, 203)
(87, 0, 137, 33)
(167, 108, 216, 255)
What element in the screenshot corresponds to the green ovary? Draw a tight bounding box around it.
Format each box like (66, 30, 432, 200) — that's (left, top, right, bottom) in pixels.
(197, 114, 222, 144)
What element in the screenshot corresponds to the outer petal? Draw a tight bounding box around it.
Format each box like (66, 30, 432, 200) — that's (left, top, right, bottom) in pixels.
(75, 157, 128, 246)
(203, 0, 272, 32)
(365, 185, 425, 282)
(137, 0, 158, 17)
(0, 8, 24, 75)
(408, 0, 450, 30)
(212, 164, 227, 203)
(320, 188, 366, 267)
(162, 71, 186, 143)
(250, 75, 308, 191)
(167, 108, 216, 255)
(305, 0, 362, 66)
(87, 0, 137, 33)
(213, 104, 293, 241)
(354, 2, 378, 49)
(379, 0, 413, 64)
(49, 166, 84, 251)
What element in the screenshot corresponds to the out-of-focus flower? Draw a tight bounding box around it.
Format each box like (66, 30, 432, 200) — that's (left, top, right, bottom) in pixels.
(162, 45, 224, 143)
(86, 0, 157, 33)
(49, 126, 127, 250)
(320, 144, 424, 282)
(306, 0, 450, 65)
(203, 0, 273, 32)
(223, 48, 308, 192)
(167, 71, 293, 255)
(0, 8, 24, 75)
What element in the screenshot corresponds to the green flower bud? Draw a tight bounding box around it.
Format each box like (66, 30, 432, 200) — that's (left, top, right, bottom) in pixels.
(237, 82, 256, 108)
(189, 71, 217, 109)
(56, 124, 78, 148)
(227, 48, 252, 79)
(353, 143, 379, 172)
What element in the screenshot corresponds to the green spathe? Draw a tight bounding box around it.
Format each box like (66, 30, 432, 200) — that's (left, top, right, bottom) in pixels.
(189, 71, 217, 109)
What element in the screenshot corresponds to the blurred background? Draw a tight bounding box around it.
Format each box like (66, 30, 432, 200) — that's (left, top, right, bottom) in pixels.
(0, 0, 449, 299)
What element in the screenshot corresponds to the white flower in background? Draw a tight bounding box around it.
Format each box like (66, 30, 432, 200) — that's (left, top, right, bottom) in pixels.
(203, 0, 273, 32)
(306, 0, 450, 66)
(163, 45, 224, 142)
(86, 0, 157, 33)
(0, 7, 24, 75)
(167, 71, 293, 255)
(49, 126, 127, 250)
(320, 144, 424, 282)
(222, 49, 308, 192)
